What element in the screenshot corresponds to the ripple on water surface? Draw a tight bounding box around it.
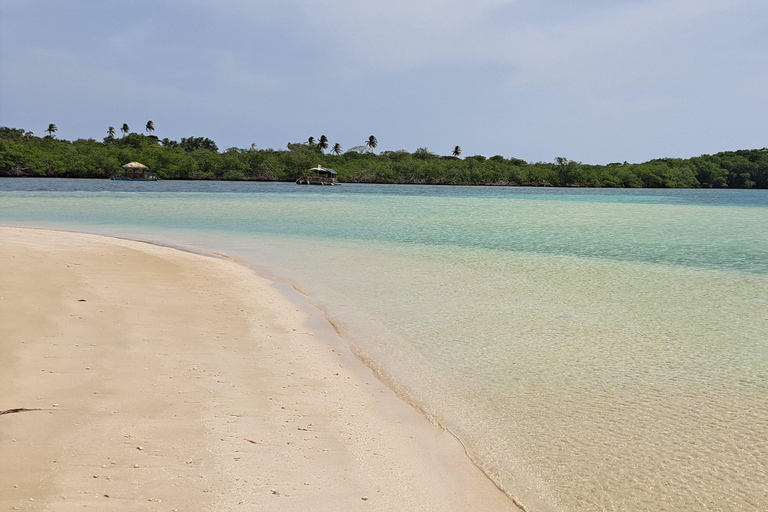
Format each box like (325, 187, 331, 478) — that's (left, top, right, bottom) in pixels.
(241, 237, 768, 512)
(2, 182, 767, 511)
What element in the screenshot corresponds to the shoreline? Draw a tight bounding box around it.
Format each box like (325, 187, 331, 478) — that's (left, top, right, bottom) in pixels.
(0, 227, 519, 511)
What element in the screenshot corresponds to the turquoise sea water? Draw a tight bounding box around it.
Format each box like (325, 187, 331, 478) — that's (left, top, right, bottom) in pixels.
(2, 179, 767, 511)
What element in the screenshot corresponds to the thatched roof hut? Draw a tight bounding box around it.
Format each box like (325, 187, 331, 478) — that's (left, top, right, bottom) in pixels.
(122, 161, 149, 171)
(112, 161, 157, 181)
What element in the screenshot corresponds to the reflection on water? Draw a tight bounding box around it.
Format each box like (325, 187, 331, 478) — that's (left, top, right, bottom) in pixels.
(2, 179, 767, 511)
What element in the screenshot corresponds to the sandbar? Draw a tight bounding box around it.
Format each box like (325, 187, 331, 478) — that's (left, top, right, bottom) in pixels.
(0, 227, 518, 511)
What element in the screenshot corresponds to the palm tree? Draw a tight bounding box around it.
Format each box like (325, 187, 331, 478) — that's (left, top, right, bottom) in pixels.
(46, 124, 57, 137)
(107, 126, 116, 138)
(452, 145, 462, 157)
(331, 143, 342, 156)
(121, 123, 130, 137)
(366, 135, 378, 151)
(318, 135, 329, 153)
(145, 120, 155, 135)
(307, 136, 316, 146)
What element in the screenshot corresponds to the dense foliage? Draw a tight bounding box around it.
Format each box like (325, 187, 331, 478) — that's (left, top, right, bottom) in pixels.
(1, 127, 767, 188)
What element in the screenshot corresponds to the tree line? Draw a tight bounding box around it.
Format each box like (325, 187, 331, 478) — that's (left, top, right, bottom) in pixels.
(1, 126, 766, 188)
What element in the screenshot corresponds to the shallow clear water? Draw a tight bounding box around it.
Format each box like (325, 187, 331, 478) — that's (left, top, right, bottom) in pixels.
(2, 179, 767, 511)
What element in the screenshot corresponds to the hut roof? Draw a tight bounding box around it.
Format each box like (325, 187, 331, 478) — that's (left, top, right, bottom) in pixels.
(122, 161, 149, 170)
(310, 165, 336, 175)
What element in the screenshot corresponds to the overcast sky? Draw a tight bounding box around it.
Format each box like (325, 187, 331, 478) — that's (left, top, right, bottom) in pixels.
(1, 0, 766, 164)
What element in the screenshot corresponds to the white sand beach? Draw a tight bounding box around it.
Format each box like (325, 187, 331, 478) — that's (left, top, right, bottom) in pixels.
(0, 227, 518, 511)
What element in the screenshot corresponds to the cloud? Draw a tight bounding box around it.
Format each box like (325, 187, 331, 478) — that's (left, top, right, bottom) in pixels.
(199, 0, 510, 73)
(482, 0, 747, 88)
(2, 0, 767, 162)
(107, 20, 157, 58)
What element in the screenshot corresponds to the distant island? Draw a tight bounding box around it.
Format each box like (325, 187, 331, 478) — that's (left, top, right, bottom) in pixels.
(1, 126, 766, 188)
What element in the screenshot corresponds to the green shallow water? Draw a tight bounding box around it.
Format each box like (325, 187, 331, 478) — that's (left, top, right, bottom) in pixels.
(2, 179, 767, 511)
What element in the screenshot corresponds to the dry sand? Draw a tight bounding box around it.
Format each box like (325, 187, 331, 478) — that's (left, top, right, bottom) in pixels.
(0, 227, 519, 511)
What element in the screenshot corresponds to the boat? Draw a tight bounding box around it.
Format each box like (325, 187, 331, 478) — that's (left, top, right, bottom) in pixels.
(296, 165, 338, 185)
(111, 162, 159, 181)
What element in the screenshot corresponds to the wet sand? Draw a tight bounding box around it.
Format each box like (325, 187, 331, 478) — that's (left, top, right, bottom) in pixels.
(0, 227, 518, 511)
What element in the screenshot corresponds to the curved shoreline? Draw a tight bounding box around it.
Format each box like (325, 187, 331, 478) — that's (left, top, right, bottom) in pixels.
(0, 227, 520, 511)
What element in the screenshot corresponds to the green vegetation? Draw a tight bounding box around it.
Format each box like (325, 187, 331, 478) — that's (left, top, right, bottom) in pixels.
(1, 126, 766, 188)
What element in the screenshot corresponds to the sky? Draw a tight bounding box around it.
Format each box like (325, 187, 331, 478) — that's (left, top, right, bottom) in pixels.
(1, 0, 766, 164)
